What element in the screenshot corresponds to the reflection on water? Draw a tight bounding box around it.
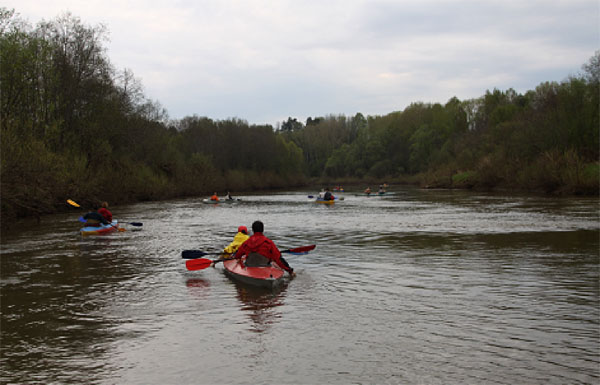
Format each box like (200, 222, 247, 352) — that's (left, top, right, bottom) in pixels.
(232, 281, 288, 333)
(186, 278, 211, 288)
(1, 186, 598, 384)
(185, 278, 211, 300)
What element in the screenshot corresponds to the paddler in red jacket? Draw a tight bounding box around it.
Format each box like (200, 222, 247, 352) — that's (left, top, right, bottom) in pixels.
(233, 220, 295, 277)
(83, 202, 111, 227)
(97, 201, 112, 222)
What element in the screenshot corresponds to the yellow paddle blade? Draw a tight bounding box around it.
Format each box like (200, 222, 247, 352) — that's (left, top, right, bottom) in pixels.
(67, 199, 80, 208)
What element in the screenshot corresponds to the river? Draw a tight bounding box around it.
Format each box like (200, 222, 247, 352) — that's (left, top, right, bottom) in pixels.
(1, 186, 598, 384)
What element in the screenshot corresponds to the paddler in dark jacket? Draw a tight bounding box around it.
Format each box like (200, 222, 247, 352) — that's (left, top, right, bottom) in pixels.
(233, 220, 295, 277)
(82, 208, 109, 227)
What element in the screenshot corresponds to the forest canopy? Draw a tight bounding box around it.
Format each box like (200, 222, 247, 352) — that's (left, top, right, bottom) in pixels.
(1, 8, 598, 221)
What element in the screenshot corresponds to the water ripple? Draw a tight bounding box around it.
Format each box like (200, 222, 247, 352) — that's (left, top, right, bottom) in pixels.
(1, 187, 598, 384)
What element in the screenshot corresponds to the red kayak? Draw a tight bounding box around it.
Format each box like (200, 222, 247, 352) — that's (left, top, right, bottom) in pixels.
(222, 256, 285, 288)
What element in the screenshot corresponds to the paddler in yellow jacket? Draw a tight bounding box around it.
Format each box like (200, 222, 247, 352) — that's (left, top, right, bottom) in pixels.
(221, 226, 250, 258)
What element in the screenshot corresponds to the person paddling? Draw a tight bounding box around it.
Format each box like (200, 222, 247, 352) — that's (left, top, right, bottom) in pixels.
(230, 220, 295, 277)
(222, 226, 250, 256)
(210, 192, 219, 201)
(97, 201, 112, 222)
(82, 204, 109, 227)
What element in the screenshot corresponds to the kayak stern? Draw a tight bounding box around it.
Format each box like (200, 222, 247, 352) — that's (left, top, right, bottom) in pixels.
(223, 257, 285, 288)
(80, 220, 119, 236)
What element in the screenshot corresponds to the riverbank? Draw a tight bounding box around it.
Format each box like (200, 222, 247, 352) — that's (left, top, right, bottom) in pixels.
(0, 170, 309, 230)
(3, 167, 598, 233)
(316, 165, 600, 196)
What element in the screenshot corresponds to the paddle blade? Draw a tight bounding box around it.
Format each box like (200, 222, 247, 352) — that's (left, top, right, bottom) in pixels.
(128, 222, 143, 226)
(283, 244, 316, 254)
(186, 258, 213, 271)
(67, 199, 80, 208)
(182, 250, 208, 259)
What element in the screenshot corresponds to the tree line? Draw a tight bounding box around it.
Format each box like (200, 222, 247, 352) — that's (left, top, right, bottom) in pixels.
(1, 8, 598, 222)
(0, 9, 305, 220)
(284, 66, 598, 193)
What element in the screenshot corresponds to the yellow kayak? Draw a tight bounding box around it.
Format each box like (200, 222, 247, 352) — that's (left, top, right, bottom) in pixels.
(315, 198, 335, 204)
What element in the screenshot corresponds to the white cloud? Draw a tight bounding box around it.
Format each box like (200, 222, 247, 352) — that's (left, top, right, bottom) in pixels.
(4, 0, 598, 125)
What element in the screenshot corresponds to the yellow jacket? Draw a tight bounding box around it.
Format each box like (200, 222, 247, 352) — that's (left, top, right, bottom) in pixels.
(223, 232, 250, 254)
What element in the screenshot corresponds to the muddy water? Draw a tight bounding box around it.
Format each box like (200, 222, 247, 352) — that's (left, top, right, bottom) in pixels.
(1, 187, 598, 384)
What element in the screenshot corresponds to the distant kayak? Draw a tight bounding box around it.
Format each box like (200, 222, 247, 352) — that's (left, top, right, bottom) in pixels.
(355, 191, 389, 196)
(223, 256, 285, 288)
(308, 195, 343, 203)
(80, 220, 119, 236)
(202, 198, 241, 204)
(314, 198, 335, 204)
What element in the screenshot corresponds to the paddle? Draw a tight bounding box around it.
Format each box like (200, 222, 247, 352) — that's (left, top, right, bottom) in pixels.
(184, 245, 316, 271)
(182, 244, 316, 259)
(67, 199, 81, 207)
(67, 199, 126, 232)
(185, 258, 215, 270)
(185, 256, 236, 271)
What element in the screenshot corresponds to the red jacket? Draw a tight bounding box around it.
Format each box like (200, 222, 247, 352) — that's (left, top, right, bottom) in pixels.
(234, 232, 292, 273)
(97, 207, 112, 222)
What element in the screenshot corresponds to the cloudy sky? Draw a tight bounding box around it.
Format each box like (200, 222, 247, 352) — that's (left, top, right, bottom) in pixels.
(5, 0, 599, 126)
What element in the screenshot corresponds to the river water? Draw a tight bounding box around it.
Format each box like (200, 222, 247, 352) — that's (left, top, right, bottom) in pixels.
(1, 187, 598, 384)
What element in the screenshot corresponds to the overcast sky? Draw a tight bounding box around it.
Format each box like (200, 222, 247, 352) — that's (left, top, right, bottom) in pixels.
(5, 0, 599, 126)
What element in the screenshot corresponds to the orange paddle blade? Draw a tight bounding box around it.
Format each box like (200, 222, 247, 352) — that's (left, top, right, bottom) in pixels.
(67, 199, 80, 208)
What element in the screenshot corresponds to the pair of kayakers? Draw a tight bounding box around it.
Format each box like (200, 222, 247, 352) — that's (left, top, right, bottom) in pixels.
(219, 220, 295, 277)
(318, 188, 335, 201)
(210, 191, 235, 201)
(83, 202, 113, 227)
